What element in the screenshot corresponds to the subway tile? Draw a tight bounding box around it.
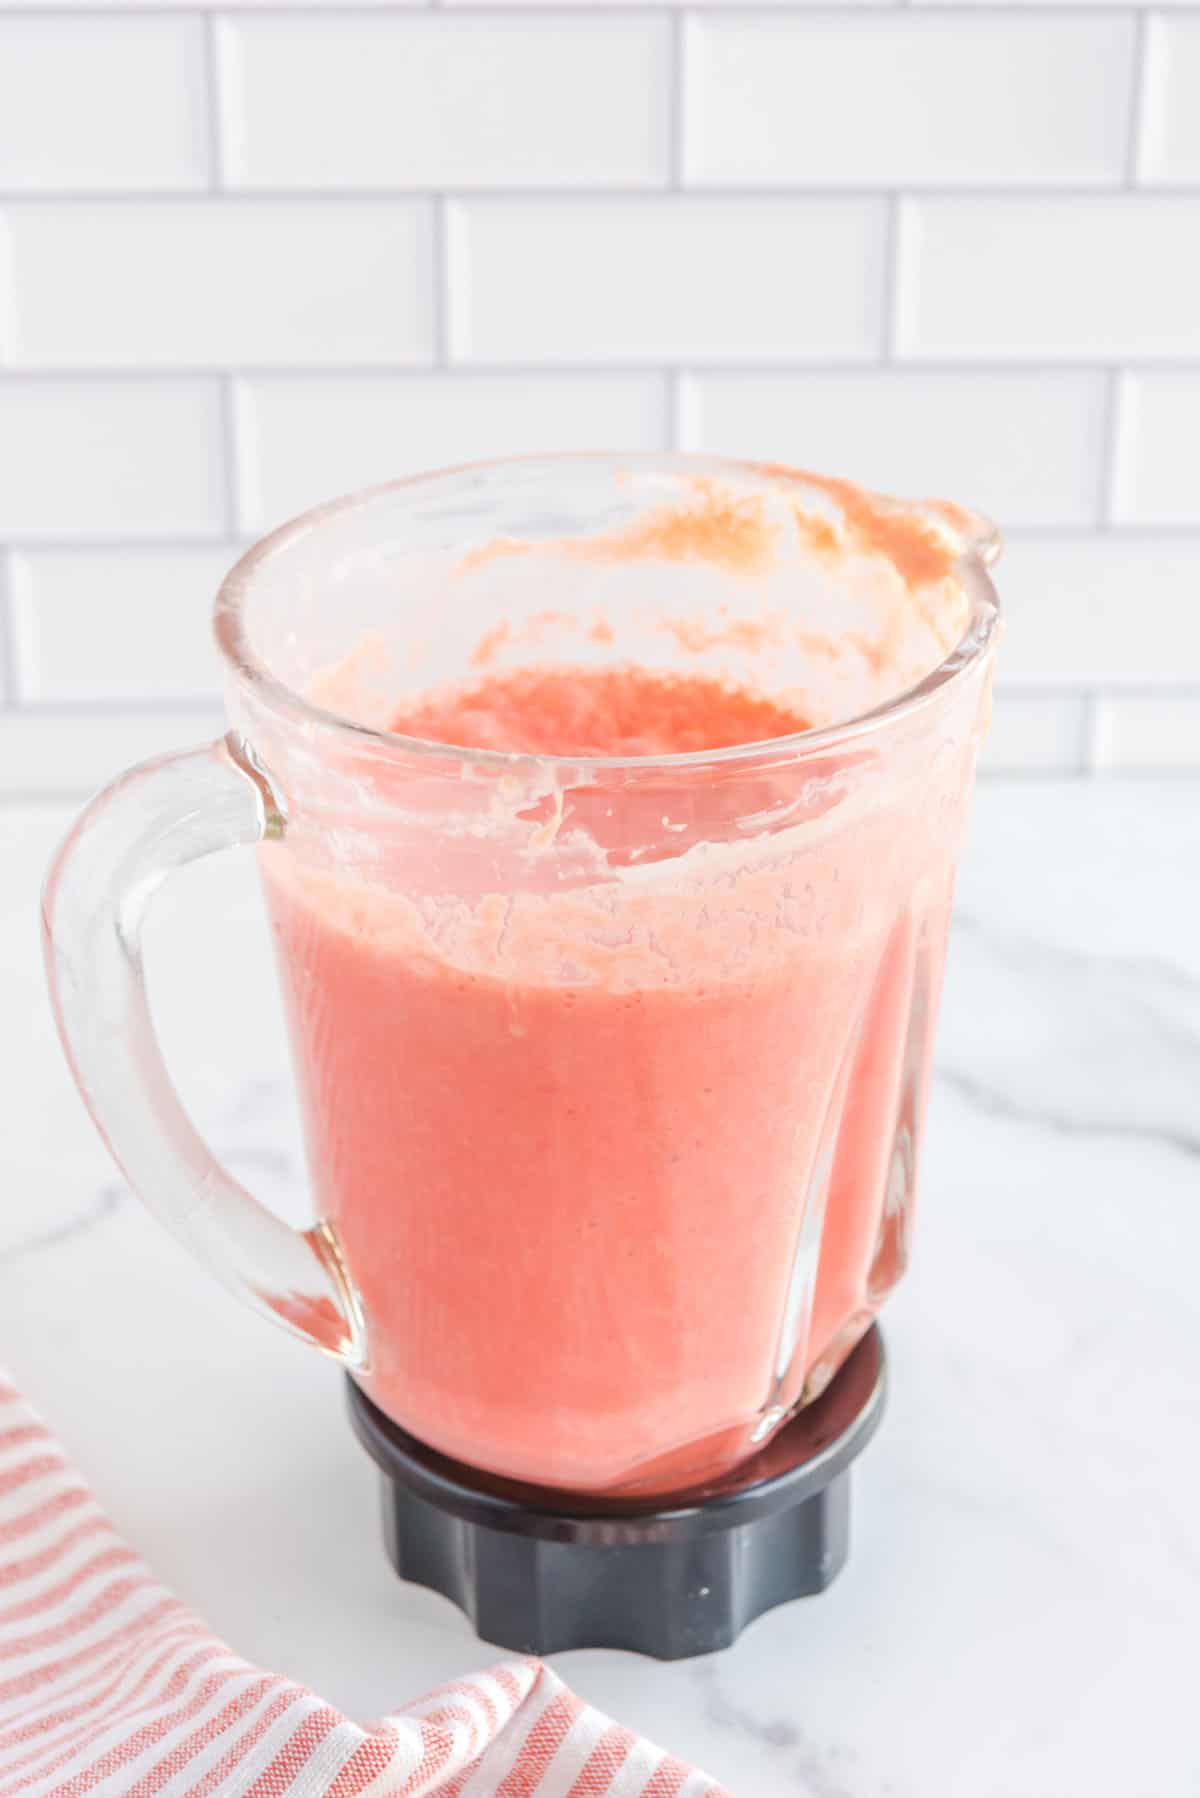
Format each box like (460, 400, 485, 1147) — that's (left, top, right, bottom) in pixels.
(9, 546, 231, 701)
(451, 197, 885, 363)
(0, 15, 208, 191)
(682, 370, 1105, 528)
(0, 378, 227, 539)
(1141, 16, 1200, 184)
(1094, 692, 1200, 771)
(687, 14, 1132, 188)
(897, 197, 1200, 361)
(238, 373, 668, 532)
(222, 14, 668, 189)
(1, 202, 434, 369)
(997, 534, 1200, 683)
(1112, 372, 1200, 525)
(0, 552, 12, 700)
(979, 691, 1087, 774)
(0, 709, 225, 797)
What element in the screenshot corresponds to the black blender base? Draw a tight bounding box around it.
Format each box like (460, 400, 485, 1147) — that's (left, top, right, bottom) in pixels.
(346, 1326, 885, 1661)
(378, 1461, 851, 1661)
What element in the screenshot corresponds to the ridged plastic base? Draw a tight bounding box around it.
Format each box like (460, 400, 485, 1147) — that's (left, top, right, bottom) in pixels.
(346, 1326, 885, 1661)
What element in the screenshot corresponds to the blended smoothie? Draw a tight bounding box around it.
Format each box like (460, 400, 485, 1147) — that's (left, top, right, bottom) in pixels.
(262, 657, 960, 1495)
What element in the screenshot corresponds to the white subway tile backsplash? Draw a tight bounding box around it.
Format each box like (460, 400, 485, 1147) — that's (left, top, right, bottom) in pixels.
(997, 534, 1200, 683)
(0, 709, 225, 797)
(0, 16, 209, 193)
(0, 379, 227, 539)
(0, 0, 1195, 777)
(1141, 16, 1200, 184)
(223, 15, 669, 190)
(898, 198, 1200, 361)
(450, 198, 885, 363)
(682, 371, 1105, 527)
(1094, 693, 1200, 771)
(980, 692, 1087, 774)
(1, 203, 435, 369)
(239, 374, 668, 533)
(9, 546, 230, 701)
(686, 14, 1133, 189)
(1113, 372, 1200, 525)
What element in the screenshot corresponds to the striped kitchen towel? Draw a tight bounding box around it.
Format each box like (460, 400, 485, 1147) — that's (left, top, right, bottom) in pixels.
(0, 1377, 729, 1797)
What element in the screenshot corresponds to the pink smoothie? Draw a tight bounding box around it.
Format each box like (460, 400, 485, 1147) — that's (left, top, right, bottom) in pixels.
(262, 665, 954, 1495)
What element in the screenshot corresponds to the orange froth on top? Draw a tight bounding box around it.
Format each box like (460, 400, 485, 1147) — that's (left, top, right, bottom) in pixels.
(613, 482, 776, 573)
(790, 511, 841, 557)
(458, 482, 778, 579)
(759, 464, 959, 589)
(389, 665, 810, 758)
(459, 469, 965, 596)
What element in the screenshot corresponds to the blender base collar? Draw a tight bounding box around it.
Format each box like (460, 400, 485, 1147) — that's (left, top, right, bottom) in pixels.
(346, 1325, 885, 1661)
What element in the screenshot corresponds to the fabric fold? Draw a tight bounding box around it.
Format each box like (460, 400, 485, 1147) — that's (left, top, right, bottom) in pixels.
(0, 1379, 728, 1798)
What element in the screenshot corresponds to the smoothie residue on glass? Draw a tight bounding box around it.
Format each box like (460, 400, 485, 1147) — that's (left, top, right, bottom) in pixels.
(307, 470, 973, 759)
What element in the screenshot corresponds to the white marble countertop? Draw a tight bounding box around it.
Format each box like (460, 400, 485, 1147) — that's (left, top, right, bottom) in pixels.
(1, 779, 1198, 1796)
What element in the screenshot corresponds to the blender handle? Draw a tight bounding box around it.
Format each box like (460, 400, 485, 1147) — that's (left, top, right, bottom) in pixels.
(41, 735, 368, 1369)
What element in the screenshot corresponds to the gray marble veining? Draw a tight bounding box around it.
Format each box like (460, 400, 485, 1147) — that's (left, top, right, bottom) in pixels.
(0, 1180, 125, 1267)
(937, 909, 1200, 1160)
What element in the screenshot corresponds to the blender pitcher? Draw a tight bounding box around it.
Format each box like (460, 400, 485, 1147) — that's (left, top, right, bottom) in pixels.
(44, 455, 999, 1501)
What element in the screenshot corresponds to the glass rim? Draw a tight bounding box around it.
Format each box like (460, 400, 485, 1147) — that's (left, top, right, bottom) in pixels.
(214, 450, 1002, 774)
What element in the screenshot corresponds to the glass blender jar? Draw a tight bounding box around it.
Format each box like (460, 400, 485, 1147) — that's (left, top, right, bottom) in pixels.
(44, 456, 999, 1640)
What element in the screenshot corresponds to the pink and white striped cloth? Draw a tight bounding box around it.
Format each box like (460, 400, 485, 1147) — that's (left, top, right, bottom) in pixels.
(0, 1377, 729, 1798)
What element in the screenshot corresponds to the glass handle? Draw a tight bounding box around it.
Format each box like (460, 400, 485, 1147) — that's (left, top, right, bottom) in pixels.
(42, 736, 367, 1368)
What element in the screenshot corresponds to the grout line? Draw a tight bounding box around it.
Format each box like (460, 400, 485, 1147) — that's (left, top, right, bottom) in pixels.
(0, 2, 1193, 14)
(0, 790, 121, 806)
(20, 771, 1180, 808)
(202, 14, 227, 192)
(7, 772, 1175, 800)
(6, 358, 1200, 381)
(1125, 10, 1152, 187)
(1007, 681, 1200, 697)
(995, 680, 1200, 697)
(6, 696, 224, 720)
(668, 11, 686, 191)
(0, 535, 252, 554)
(880, 193, 902, 361)
(4, 182, 1200, 204)
(2, 554, 35, 707)
(431, 195, 450, 367)
(0, 685, 1195, 722)
(977, 769, 1095, 783)
(1098, 367, 1125, 529)
(664, 368, 684, 450)
(0, 211, 16, 371)
(1, 671, 1197, 709)
(996, 521, 1200, 540)
(1080, 691, 1105, 774)
(5, 524, 1200, 551)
